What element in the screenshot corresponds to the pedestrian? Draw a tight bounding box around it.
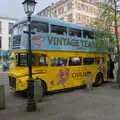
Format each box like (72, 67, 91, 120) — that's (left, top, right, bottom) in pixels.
(113, 57, 118, 82)
(107, 56, 114, 79)
(86, 72, 93, 91)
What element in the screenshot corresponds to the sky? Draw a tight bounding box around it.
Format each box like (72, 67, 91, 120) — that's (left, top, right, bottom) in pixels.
(0, 0, 59, 19)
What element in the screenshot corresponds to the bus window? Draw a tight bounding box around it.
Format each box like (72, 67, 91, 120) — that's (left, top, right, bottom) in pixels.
(83, 30, 94, 39)
(16, 53, 27, 66)
(68, 28, 81, 37)
(69, 57, 82, 66)
(16, 53, 48, 66)
(95, 57, 100, 64)
(12, 35, 21, 49)
(101, 57, 105, 64)
(51, 57, 67, 66)
(51, 25, 67, 35)
(83, 57, 94, 65)
(31, 21, 48, 33)
(39, 54, 48, 66)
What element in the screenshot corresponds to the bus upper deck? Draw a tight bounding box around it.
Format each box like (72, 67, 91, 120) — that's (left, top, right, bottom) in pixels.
(10, 15, 109, 53)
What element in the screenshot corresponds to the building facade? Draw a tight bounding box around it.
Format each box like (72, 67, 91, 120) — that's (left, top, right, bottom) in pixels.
(37, 0, 99, 25)
(0, 16, 17, 50)
(0, 16, 17, 69)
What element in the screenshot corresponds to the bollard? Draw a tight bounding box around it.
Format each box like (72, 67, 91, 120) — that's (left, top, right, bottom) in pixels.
(0, 85, 5, 110)
(86, 72, 93, 91)
(34, 80, 43, 102)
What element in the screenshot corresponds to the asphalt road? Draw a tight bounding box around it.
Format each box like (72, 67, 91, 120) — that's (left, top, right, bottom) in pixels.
(1, 72, 120, 120)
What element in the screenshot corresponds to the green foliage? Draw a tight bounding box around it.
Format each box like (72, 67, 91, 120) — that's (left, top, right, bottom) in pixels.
(89, 0, 120, 53)
(95, 29, 114, 52)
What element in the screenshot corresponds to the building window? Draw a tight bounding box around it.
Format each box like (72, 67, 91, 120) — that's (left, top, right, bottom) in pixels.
(9, 23, 14, 34)
(67, 2, 72, 11)
(77, 13, 82, 22)
(81, 4, 86, 11)
(85, 5, 88, 12)
(58, 6, 64, 14)
(0, 36, 2, 49)
(0, 21, 2, 34)
(76, 2, 81, 11)
(67, 13, 73, 22)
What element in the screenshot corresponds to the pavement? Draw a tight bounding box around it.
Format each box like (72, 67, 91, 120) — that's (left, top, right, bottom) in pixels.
(0, 69, 8, 73)
(1, 73, 120, 120)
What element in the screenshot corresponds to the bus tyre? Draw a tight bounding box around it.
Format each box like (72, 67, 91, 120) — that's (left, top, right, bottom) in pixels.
(94, 73, 104, 86)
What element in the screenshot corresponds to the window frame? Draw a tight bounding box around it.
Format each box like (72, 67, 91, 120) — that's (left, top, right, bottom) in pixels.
(50, 24, 67, 35)
(16, 53, 48, 66)
(68, 28, 82, 38)
(68, 57, 82, 66)
(83, 57, 95, 65)
(38, 54, 48, 66)
(16, 53, 27, 66)
(9, 22, 14, 34)
(31, 21, 49, 33)
(94, 57, 100, 64)
(51, 57, 68, 67)
(83, 30, 94, 39)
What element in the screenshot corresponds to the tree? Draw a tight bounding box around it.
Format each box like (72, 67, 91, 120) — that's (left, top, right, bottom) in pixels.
(90, 2, 115, 52)
(91, 0, 120, 83)
(94, 30, 114, 52)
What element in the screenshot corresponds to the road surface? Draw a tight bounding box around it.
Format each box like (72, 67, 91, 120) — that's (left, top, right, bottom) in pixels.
(0, 72, 120, 120)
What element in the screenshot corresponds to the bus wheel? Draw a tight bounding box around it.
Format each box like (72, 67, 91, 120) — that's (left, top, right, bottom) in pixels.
(94, 73, 104, 86)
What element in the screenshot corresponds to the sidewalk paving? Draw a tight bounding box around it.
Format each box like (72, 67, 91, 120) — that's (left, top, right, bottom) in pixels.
(0, 70, 8, 74)
(1, 81, 120, 120)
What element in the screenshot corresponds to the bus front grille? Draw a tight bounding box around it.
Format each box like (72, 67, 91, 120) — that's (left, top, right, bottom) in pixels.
(9, 76, 16, 89)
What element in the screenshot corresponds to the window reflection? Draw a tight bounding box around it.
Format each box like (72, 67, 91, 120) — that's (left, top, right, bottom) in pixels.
(68, 28, 81, 37)
(69, 57, 82, 66)
(12, 23, 27, 35)
(51, 57, 67, 66)
(31, 21, 48, 33)
(83, 57, 94, 65)
(16, 53, 48, 66)
(51, 25, 67, 35)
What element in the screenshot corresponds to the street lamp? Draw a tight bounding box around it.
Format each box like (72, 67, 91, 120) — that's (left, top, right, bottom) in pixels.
(22, 0, 37, 112)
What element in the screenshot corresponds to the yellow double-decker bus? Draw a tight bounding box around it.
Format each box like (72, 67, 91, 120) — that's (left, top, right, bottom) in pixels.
(9, 15, 108, 95)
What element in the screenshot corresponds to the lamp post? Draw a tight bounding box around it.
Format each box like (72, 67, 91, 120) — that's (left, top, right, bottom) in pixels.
(22, 0, 37, 112)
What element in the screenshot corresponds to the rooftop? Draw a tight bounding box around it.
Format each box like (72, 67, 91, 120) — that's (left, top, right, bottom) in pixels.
(0, 16, 17, 21)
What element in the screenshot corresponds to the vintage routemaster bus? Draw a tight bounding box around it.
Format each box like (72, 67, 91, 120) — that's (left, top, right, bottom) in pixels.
(9, 15, 108, 94)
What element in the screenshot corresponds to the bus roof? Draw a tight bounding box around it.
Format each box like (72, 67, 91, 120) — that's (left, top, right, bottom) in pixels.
(14, 15, 92, 31)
